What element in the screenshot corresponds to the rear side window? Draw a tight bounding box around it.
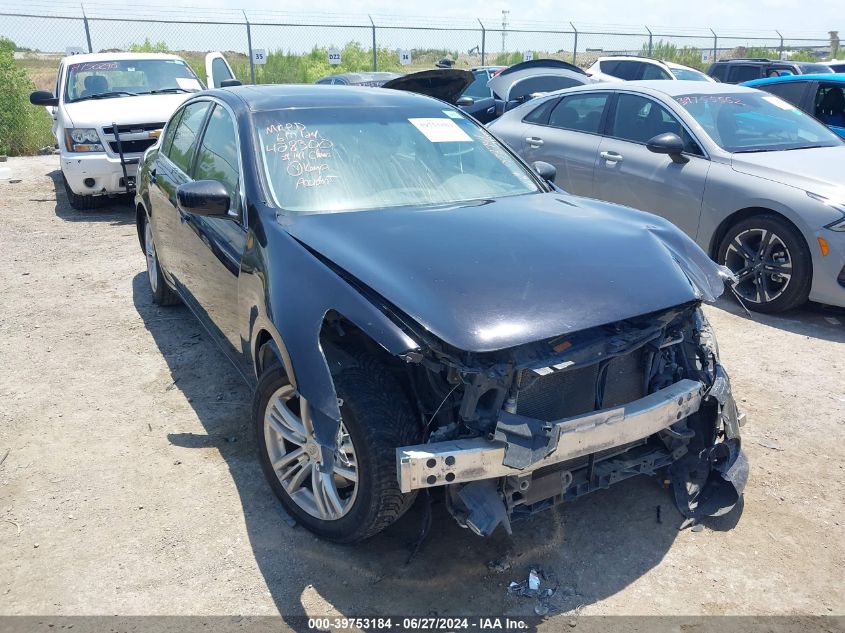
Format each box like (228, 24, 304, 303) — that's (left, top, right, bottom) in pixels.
(166, 101, 210, 175)
(728, 65, 761, 83)
(522, 98, 559, 124)
(709, 64, 727, 82)
(599, 60, 622, 76)
(548, 93, 609, 133)
(614, 61, 644, 80)
(758, 81, 808, 108)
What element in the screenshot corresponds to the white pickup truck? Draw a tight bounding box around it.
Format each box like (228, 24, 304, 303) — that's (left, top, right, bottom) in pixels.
(30, 51, 235, 209)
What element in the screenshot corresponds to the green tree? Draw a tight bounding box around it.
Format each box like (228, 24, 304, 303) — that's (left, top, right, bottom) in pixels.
(0, 37, 54, 155)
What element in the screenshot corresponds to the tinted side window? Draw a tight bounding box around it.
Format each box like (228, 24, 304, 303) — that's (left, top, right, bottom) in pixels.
(709, 64, 727, 81)
(759, 81, 808, 108)
(211, 58, 232, 87)
(194, 105, 240, 214)
(166, 101, 210, 175)
(599, 60, 622, 76)
(641, 63, 672, 80)
(523, 98, 559, 124)
(815, 84, 845, 126)
(463, 71, 492, 99)
(728, 65, 761, 83)
(616, 61, 644, 80)
(548, 93, 609, 133)
(609, 94, 702, 154)
(161, 107, 186, 157)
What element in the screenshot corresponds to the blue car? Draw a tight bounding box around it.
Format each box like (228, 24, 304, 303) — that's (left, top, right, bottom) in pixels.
(743, 74, 845, 138)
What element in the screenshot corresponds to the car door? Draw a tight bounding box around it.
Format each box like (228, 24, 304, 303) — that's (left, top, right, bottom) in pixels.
(204, 52, 237, 88)
(174, 102, 248, 363)
(149, 100, 212, 286)
(459, 70, 497, 123)
(593, 92, 710, 237)
(520, 92, 611, 196)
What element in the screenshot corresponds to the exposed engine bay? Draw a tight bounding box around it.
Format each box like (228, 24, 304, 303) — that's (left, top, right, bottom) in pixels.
(385, 301, 748, 536)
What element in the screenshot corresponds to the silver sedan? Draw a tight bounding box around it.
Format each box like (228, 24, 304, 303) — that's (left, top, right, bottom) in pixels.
(489, 80, 845, 312)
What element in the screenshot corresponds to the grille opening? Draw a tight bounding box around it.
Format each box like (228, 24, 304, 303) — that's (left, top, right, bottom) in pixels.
(517, 348, 647, 422)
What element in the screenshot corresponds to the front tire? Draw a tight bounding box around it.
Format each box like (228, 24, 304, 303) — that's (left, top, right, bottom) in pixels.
(254, 352, 420, 543)
(62, 172, 99, 211)
(717, 214, 811, 313)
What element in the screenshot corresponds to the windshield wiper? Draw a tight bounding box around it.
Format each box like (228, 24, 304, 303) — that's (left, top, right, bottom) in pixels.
(140, 88, 191, 95)
(72, 91, 135, 102)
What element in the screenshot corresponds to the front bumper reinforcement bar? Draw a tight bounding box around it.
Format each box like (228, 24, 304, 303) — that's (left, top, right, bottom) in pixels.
(397, 379, 704, 493)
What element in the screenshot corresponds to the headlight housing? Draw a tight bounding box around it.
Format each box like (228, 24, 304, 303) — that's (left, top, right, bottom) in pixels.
(65, 128, 104, 152)
(807, 191, 845, 231)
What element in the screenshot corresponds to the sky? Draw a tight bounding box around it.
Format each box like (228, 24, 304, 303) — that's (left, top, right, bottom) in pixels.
(0, 0, 839, 34)
(0, 0, 838, 54)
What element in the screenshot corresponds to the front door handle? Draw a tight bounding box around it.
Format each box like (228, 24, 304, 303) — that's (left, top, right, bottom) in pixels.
(149, 168, 157, 185)
(600, 151, 623, 162)
(526, 136, 544, 147)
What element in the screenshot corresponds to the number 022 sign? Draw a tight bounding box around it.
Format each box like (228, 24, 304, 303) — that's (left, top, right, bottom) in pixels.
(328, 48, 342, 65)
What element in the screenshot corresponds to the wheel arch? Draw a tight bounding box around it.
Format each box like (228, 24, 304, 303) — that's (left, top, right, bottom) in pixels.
(708, 206, 809, 260)
(135, 201, 148, 252)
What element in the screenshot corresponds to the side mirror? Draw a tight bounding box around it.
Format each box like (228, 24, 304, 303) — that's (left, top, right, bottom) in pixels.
(532, 160, 556, 183)
(456, 96, 475, 107)
(220, 78, 242, 88)
(30, 90, 59, 107)
(176, 180, 231, 217)
(646, 132, 689, 164)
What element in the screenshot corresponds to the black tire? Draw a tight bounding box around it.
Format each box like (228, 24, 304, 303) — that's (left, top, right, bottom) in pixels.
(253, 351, 420, 543)
(141, 215, 180, 306)
(62, 172, 99, 211)
(717, 214, 811, 314)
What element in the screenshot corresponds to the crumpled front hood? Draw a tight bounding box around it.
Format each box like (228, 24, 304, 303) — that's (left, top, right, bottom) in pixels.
(282, 193, 726, 352)
(62, 93, 192, 128)
(731, 146, 845, 201)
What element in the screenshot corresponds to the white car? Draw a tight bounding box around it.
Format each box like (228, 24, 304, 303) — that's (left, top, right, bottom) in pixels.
(30, 51, 235, 209)
(587, 56, 714, 83)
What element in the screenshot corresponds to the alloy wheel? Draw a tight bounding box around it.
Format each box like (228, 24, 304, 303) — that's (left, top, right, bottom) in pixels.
(144, 221, 158, 294)
(264, 385, 358, 520)
(723, 228, 793, 304)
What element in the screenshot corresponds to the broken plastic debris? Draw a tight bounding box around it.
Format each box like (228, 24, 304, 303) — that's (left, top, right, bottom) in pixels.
(528, 569, 541, 592)
(487, 559, 511, 573)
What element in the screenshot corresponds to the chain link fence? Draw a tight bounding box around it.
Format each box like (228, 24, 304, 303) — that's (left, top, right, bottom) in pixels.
(2, 7, 839, 90)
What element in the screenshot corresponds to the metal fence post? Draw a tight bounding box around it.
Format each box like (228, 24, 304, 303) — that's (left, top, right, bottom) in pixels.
(81, 4, 93, 53)
(711, 28, 718, 62)
(645, 25, 653, 56)
(244, 11, 255, 84)
(369, 14, 376, 71)
(478, 19, 486, 66)
(776, 30, 784, 60)
(570, 22, 578, 65)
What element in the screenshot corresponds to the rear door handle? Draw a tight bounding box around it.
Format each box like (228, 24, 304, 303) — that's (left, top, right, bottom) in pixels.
(600, 151, 623, 162)
(526, 136, 544, 147)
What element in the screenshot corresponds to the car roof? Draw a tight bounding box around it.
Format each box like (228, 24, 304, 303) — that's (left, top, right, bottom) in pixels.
(61, 52, 184, 64)
(215, 83, 448, 112)
(550, 79, 760, 98)
(744, 74, 845, 87)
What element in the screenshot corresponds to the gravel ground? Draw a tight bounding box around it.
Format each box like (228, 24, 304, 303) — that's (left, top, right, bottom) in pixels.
(1, 156, 844, 622)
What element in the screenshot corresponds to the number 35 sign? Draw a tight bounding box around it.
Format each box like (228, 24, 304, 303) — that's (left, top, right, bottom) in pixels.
(252, 49, 266, 65)
(328, 48, 342, 65)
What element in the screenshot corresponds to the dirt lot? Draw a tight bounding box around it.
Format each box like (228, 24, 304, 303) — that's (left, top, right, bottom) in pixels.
(1, 155, 844, 621)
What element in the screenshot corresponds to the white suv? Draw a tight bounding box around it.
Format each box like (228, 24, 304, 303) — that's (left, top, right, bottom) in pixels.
(30, 52, 234, 209)
(587, 56, 714, 83)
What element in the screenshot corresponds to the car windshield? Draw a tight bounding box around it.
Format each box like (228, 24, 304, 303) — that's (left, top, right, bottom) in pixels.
(65, 59, 202, 102)
(674, 92, 843, 152)
(255, 106, 542, 212)
(670, 67, 711, 81)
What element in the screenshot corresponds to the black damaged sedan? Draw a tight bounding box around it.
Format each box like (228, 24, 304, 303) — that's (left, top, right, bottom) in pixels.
(135, 85, 747, 542)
